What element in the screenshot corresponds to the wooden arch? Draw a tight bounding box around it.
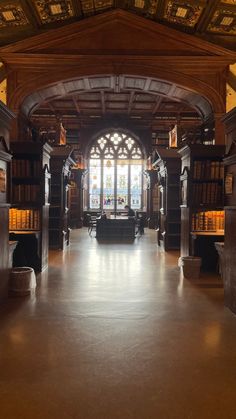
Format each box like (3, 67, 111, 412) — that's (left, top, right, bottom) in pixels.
(1, 9, 234, 141)
(19, 73, 216, 120)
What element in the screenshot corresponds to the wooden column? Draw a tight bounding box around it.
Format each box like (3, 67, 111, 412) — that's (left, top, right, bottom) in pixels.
(49, 146, 76, 249)
(0, 102, 15, 301)
(152, 148, 181, 250)
(69, 168, 86, 229)
(215, 113, 226, 145)
(144, 170, 158, 229)
(222, 107, 236, 312)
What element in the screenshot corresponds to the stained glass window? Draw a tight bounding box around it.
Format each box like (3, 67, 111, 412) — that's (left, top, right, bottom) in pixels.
(89, 159, 101, 209)
(88, 131, 144, 211)
(117, 161, 128, 210)
(130, 162, 142, 209)
(103, 160, 115, 209)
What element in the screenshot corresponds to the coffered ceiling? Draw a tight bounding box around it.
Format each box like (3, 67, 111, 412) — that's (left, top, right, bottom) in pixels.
(31, 82, 201, 138)
(0, 0, 236, 51)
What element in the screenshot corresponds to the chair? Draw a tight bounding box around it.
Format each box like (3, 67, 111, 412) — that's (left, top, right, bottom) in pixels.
(87, 214, 98, 236)
(135, 213, 145, 236)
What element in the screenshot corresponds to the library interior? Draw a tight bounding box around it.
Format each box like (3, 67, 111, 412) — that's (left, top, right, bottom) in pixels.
(1, 1, 236, 418)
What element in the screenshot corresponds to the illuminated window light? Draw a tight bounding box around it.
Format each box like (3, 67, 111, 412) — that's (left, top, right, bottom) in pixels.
(50, 4, 63, 15)
(2, 10, 16, 21)
(221, 16, 234, 26)
(175, 7, 188, 18)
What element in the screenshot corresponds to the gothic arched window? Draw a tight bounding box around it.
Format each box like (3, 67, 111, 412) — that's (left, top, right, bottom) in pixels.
(88, 131, 144, 211)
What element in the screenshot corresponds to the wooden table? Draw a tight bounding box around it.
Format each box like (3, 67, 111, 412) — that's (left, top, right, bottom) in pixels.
(96, 217, 136, 240)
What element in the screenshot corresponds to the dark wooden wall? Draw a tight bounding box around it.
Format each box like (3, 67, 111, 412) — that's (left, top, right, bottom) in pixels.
(0, 103, 15, 301)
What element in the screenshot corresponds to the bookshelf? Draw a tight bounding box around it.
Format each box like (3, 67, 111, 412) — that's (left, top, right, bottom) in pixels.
(152, 148, 181, 250)
(144, 169, 159, 229)
(68, 168, 85, 229)
(222, 107, 236, 313)
(0, 136, 12, 300)
(49, 145, 75, 249)
(9, 142, 52, 272)
(178, 144, 225, 271)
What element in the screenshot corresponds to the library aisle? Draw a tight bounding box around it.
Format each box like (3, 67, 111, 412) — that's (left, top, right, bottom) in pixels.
(1, 229, 236, 419)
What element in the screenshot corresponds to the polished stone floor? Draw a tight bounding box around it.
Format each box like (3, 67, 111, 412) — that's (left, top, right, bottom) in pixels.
(1, 229, 236, 419)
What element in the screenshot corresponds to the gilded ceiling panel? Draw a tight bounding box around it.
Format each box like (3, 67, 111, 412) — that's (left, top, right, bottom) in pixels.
(208, 7, 236, 34)
(163, 1, 206, 27)
(94, 0, 113, 11)
(33, 0, 74, 23)
(0, 2, 29, 28)
(80, 0, 113, 14)
(130, 0, 159, 16)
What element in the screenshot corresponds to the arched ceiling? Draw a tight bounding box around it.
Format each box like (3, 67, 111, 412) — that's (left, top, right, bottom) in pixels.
(30, 75, 203, 137)
(0, 1, 236, 51)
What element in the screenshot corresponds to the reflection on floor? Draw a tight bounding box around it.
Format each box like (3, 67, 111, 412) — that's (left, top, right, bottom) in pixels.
(1, 229, 236, 419)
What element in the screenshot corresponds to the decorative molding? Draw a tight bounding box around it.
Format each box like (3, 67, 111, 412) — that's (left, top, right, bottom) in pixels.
(163, 1, 206, 28)
(208, 6, 236, 34)
(0, 2, 29, 28)
(33, 0, 74, 24)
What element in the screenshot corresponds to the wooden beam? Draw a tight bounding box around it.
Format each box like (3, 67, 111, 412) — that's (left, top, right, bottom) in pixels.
(100, 91, 106, 115)
(128, 91, 135, 115)
(152, 96, 163, 115)
(155, 0, 166, 20)
(23, 0, 42, 28)
(72, 0, 83, 17)
(72, 96, 81, 114)
(195, 0, 221, 33)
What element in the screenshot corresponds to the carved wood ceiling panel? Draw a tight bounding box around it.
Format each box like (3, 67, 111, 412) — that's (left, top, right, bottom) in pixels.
(0, 0, 235, 50)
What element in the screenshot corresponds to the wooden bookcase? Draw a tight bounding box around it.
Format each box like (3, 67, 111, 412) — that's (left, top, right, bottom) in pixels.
(9, 142, 52, 272)
(49, 146, 75, 249)
(144, 168, 159, 229)
(152, 148, 181, 250)
(178, 144, 225, 271)
(222, 107, 236, 312)
(0, 137, 12, 300)
(68, 168, 85, 229)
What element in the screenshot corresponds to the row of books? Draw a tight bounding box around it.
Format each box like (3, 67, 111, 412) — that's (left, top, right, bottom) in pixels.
(193, 160, 224, 180)
(9, 208, 40, 231)
(12, 159, 41, 178)
(192, 182, 223, 205)
(12, 185, 41, 203)
(192, 211, 224, 231)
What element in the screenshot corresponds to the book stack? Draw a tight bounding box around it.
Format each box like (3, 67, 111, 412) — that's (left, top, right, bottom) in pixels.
(193, 160, 224, 180)
(9, 208, 40, 231)
(192, 182, 223, 205)
(12, 184, 40, 203)
(12, 160, 41, 177)
(192, 210, 224, 231)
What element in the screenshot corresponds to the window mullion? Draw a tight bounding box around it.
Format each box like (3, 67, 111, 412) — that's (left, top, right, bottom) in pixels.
(128, 161, 131, 207)
(114, 159, 117, 215)
(101, 160, 103, 211)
